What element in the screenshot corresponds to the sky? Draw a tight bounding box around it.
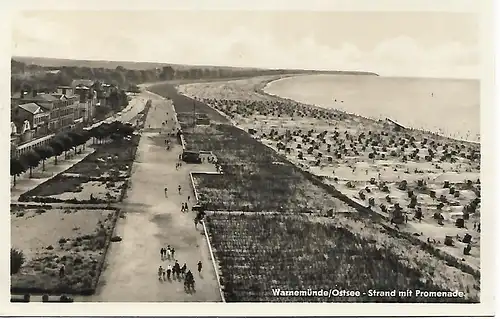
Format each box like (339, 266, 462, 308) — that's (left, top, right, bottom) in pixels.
(11, 8, 479, 78)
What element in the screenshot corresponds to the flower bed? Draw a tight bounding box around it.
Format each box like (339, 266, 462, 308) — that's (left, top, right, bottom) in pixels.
(19, 136, 139, 204)
(11, 207, 119, 295)
(20, 176, 127, 204)
(206, 212, 477, 303)
(65, 136, 139, 178)
(185, 124, 354, 213)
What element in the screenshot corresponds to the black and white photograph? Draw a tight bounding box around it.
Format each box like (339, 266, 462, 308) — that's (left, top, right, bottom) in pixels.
(4, 0, 496, 317)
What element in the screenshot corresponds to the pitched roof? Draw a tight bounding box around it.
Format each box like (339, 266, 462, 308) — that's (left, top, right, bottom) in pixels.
(37, 93, 58, 102)
(72, 79, 95, 87)
(18, 102, 43, 114)
(12, 119, 24, 132)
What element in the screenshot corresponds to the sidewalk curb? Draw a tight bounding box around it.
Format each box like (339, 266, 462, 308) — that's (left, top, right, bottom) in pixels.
(190, 164, 225, 302)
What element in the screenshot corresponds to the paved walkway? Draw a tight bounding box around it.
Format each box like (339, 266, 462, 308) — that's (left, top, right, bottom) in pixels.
(82, 93, 222, 302)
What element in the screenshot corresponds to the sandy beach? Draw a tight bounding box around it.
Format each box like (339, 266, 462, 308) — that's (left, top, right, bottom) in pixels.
(263, 75, 480, 143)
(176, 75, 481, 288)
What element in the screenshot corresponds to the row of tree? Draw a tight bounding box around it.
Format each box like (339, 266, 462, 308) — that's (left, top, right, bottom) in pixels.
(12, 59, 345, 95)
(10, 121, 135, 186)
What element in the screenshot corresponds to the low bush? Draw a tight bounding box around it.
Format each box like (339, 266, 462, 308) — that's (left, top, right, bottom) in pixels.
(10, 249, 25, 275)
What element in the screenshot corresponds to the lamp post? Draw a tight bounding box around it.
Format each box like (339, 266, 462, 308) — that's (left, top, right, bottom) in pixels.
(193, 101, 196, 127)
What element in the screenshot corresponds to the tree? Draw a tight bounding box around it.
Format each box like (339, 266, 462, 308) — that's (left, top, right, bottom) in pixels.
(90, 124, 111, 144)
(89, 127, 100, 144)
(120, 124, 135, 137)
(20, 150, 41, 178)
(160, 66, 175, 80)
(119, 90, 129, 107)
(34, 145, 54, 171)
(10, 158, 27, 186)
(107, 89, 121, 111)
(49, 139, 65, 165)
(78, 131, 90, 149)
(68, 131, 89, 153)
(56, 134, 74, 158)
(188, 68, 198, 79)
(11, 248, 25, 275)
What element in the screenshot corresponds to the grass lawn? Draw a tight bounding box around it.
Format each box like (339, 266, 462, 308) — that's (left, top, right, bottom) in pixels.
(11, 207, 119, 295)
(186, 124, 354, 213)
(206, 212, 477, 303)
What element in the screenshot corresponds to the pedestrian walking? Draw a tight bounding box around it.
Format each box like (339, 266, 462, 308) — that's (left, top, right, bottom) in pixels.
(184, 202, 188, 211)
(174, 261, 180, 279)
(171, 247, 176, 259)
(166, 245, 172, 259)
(197, 261, 203, 273)
(178, 185, 182, 194)
(181, 263, 187, 276)
(164, 187, 168, 197)
(166, 265, 172, 280)
(59, 265, 65, 278)
(158, 266, 164, 280)
(187, 195, 191, 202)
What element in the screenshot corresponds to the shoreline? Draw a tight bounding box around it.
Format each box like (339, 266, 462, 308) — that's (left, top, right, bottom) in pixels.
(261, 76, 480, 146)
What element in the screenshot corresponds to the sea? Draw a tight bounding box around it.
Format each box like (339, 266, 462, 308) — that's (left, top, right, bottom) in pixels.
(263, 74, 480, 143)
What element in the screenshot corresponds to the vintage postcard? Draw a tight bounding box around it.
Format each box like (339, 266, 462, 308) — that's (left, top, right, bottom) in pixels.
(2, 0, 495, 317)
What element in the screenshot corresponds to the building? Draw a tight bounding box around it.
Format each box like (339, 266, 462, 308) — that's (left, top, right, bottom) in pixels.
(52, 90, 81, 130)
(57, 85, 74, 96)
(72, 80, 98, 123)
(12, 88, 80, 132)
(10, 119, 34, 147)
(12, 133, 55, 158)
(71, 79, 95, 88)
(17, 102, 50, 136)
(74, 85, 96, 123)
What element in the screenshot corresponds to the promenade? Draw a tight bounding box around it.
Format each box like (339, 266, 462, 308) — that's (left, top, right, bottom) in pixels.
(82, 91, 222, 302)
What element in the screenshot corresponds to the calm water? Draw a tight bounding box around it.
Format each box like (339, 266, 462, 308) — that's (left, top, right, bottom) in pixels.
(264, 75, 480, 142)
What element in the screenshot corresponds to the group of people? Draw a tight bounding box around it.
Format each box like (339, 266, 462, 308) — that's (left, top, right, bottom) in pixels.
(181, 202, 190, 212)
(157, 257, 203, 284)
(160, 245, 176, 260)
(158, 260, 187, 281)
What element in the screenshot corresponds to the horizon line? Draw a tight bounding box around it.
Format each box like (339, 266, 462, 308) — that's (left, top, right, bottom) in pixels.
(12, 55, 480, 81)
